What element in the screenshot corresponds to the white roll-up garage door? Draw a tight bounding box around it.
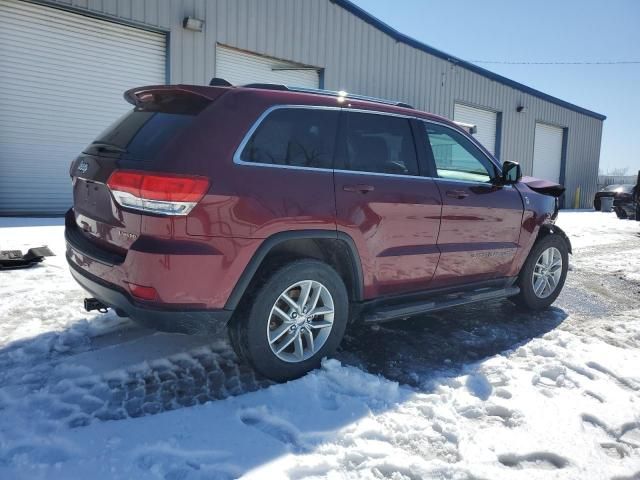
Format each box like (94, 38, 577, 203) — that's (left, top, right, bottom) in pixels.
(0, 0, 166, 215)
(216, 45, 320, 89)
(532, 123, 564, 182)
(453, 103, 498, 155)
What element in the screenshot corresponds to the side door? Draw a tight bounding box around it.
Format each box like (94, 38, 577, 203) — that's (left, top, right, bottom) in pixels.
(420, 121, 524, 286)
(334, 110, 442, 298)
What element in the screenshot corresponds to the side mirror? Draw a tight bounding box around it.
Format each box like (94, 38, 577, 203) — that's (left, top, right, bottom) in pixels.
(502, 161, 522, 184)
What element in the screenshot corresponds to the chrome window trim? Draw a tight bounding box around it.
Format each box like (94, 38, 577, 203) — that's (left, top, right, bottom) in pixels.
(232, 104, 503, 181)
(333, 168, 436, 181)
(431, 176, 512, 189)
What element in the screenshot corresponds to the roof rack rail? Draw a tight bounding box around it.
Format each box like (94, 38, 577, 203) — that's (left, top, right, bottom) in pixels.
(242, 83, 414, 109)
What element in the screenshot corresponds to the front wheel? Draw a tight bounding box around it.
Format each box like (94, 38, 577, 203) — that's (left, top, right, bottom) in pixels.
(229, 259, 349, 382)
(512, 233, 569, 310)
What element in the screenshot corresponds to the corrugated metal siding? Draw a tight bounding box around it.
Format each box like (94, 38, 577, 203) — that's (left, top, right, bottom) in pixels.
(12, 0, 603, 208)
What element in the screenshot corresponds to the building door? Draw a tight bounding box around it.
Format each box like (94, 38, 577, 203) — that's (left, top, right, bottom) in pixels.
(0, 0, 166, 215)
(334, 111, 442, 298)
(532, 123, 564, 182)
(454, 103, 498, 156)
(421, 121, 524, 287)
(215, 45, 320, 88)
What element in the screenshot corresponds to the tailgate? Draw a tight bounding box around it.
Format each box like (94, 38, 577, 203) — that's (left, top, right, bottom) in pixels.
(68, 85, 225, 253)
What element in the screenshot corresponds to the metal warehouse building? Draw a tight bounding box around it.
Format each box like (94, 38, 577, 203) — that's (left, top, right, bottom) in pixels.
(0, 0, 606, 214)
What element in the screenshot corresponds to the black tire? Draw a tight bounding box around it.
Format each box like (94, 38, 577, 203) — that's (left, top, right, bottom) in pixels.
(593, 198, 601, 211)
(512, 233, 569, 310)
(614, 207, 627, 219)
(228, 259, 349, 382)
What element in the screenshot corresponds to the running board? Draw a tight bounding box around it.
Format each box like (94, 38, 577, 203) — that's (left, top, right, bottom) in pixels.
(362, 286, 520, 323)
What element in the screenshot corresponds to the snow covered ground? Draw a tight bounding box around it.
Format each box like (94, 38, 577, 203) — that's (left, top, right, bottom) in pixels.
(0, 211, 639, 479)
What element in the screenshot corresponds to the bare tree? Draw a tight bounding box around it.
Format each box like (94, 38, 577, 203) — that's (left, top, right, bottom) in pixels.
(603, 167, 629, 176)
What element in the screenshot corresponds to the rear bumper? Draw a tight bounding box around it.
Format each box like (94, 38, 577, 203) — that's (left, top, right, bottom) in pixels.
(68, 261, 231, 334)
(63, 207, 257, 334)
(64, 208, 261, 311)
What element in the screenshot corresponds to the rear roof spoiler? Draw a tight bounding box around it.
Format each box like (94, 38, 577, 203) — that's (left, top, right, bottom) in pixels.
(124, 84, 227, 107)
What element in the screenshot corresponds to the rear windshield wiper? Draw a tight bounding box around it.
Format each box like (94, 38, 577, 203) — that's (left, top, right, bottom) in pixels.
(90, 143, 128, 154)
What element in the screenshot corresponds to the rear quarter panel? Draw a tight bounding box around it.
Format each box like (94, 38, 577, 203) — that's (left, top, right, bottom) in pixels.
(184, 90, 338, 239)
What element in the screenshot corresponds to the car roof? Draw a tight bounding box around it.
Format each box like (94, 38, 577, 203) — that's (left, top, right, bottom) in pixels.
(237, 84, 451, 121)
(126, 82, 461, 127)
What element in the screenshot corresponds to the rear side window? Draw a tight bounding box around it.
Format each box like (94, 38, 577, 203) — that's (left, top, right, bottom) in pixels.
(339, 112, 419, 176)
(240, 108, 338, 169)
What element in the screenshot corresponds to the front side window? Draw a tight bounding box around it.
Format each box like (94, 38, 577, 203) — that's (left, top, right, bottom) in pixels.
(425, 123, 496, 183)
(340, 112, 419, 176)
(240, 108, 338, 169)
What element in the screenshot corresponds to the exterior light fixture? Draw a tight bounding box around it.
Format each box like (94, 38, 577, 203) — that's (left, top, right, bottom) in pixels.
(183, 16, 204, 32)
(516, 105, 527, 113)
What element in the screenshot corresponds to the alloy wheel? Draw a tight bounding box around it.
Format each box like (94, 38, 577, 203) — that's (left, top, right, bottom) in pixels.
(267, 280, 335, 363)
(532, 246, 563, 299)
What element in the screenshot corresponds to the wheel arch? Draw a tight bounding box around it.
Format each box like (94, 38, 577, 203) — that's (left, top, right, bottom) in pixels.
(537, 223, 572, 254)
(224, 230, 364, 310)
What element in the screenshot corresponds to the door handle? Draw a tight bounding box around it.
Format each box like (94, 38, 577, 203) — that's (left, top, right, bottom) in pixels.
(445, 190, 469, 199)
(343, 184, 375, 194)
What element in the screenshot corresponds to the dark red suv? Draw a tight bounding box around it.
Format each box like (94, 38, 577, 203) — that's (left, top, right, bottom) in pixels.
(66, 82, 571, 380)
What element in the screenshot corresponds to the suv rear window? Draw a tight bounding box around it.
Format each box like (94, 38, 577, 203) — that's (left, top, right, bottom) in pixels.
(87, 110, 196, 161)
(239, 108, 338, 169)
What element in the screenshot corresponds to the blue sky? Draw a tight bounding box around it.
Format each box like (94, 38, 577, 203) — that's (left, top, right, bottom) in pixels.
(351, 0, 640, 175)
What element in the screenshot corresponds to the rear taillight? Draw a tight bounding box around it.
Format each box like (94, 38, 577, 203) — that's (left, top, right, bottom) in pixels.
(107, 170, 209, 216)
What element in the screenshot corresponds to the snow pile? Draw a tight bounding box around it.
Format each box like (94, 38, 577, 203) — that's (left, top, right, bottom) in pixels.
(0, 211, 639, 479)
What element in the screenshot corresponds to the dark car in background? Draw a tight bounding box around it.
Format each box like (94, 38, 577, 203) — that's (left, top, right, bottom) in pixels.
(65, 81, 571, 381)
(594, 184, 634, 211)
(612, 184, 638, 219)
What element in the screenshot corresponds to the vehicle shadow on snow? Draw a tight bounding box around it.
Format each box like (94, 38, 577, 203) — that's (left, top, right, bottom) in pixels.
(338, 300, 567, 388)
(0, 299, 566, 433)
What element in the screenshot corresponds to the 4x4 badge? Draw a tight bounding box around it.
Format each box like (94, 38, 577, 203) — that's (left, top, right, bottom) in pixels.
(77, 161, 89, 173)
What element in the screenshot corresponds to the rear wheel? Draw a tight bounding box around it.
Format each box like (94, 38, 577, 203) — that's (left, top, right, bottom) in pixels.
(229, 259, 348, 382)
(512, 234, 569, 310)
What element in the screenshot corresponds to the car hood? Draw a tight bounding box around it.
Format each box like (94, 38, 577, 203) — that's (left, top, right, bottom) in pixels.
(519, 176, 565, 197)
